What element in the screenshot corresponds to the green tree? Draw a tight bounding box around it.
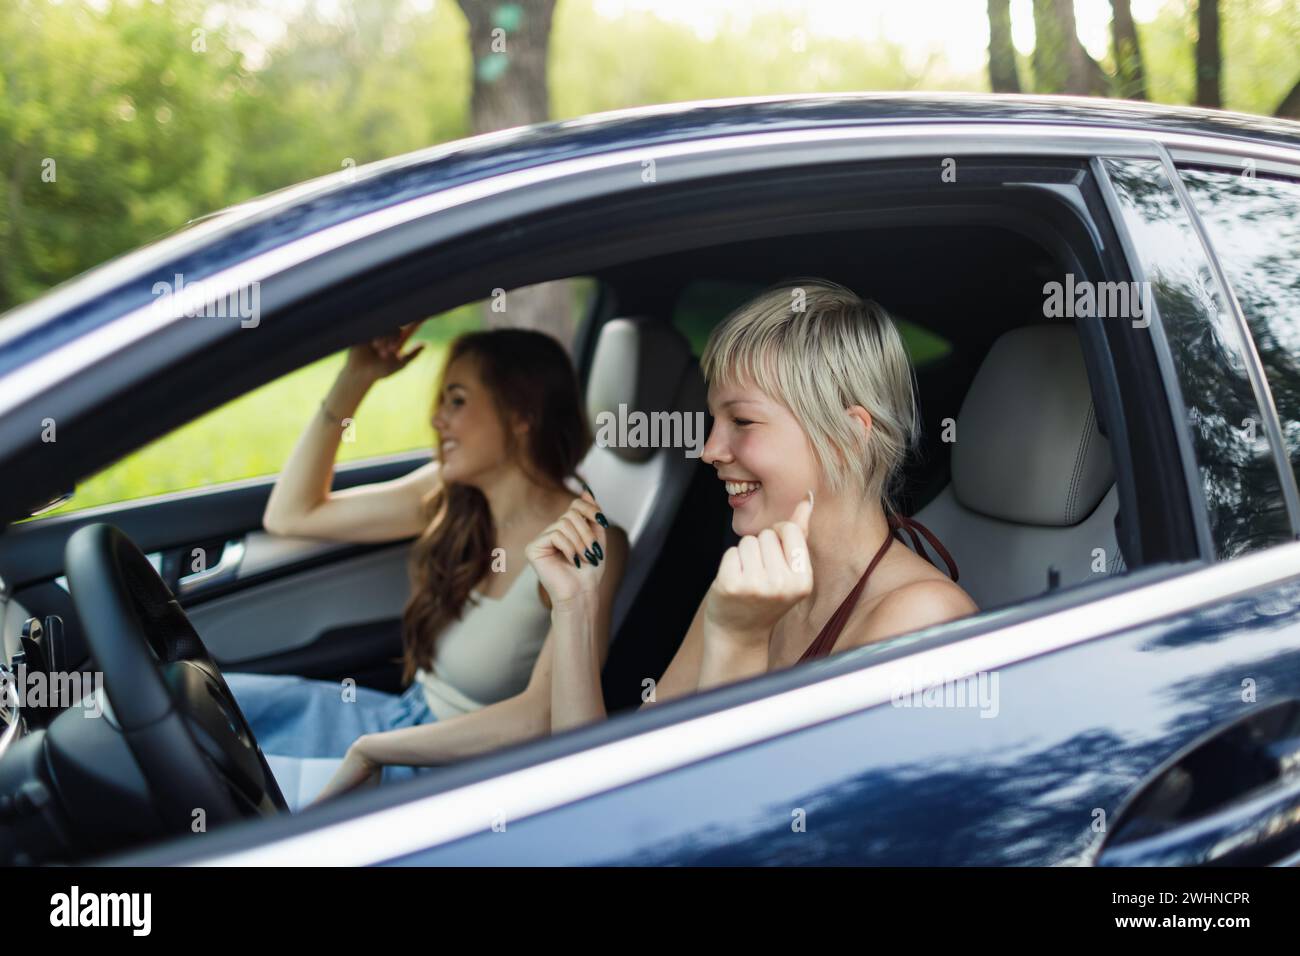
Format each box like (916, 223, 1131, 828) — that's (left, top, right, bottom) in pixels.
(0, 0, 250, 313)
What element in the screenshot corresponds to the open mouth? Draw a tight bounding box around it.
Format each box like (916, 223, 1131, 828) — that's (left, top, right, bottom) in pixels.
(724, 480, 761, 507)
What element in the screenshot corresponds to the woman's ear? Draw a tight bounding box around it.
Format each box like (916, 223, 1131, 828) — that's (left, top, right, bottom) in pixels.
(847, 404, 873, 439)
(510, 411, 531, 441)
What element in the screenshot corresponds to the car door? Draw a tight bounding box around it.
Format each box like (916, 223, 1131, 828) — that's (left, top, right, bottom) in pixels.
(131, 132, 1300, 868)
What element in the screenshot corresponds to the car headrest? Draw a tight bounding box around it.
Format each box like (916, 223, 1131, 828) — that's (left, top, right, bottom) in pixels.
(586, 317, 696, 464)
(952, 325, 1113, 527)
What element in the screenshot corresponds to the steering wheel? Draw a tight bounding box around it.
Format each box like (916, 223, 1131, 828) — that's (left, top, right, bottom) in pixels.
(64, 523, 288, 830)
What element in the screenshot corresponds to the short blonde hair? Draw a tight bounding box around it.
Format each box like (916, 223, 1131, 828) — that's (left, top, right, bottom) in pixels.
(700, 278, 919, 513)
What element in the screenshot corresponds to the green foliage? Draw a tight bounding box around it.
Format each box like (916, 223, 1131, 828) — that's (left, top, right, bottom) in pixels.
(1106, 0, 1298, 114)
(0, 0, 470, 314)
(550, 2, 982, 118)
(0, 0, 248, 309)
(226, 0, 470, 200)
(4, 0, 1297, 316)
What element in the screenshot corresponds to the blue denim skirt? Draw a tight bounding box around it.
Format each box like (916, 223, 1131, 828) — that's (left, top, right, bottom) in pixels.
(223, 671, 439, 812)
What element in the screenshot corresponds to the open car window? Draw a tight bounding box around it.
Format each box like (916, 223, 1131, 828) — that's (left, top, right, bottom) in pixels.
(25, 278, 596, 520)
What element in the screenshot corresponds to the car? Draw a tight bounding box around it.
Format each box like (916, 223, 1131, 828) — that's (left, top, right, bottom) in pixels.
(2, 92, 1300, 866)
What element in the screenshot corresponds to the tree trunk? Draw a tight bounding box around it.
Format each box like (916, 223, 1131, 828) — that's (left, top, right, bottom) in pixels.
(1032, 0, 1108, 95)
(454, 0, 572, 346)
(987, 0, 1021, 93)
(456, 0, 555, 135)
(1109, 0, 1147, 100)
(1195, 0, 1221, 108)
(986, 0, 1021, 93)
(1277, 76, 1300, 119)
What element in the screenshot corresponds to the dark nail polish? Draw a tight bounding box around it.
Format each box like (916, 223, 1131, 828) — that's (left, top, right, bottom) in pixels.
(574, 554, 582, 569)
(583, 548, 597, 566)
(592, 541, 604, 560)
(595, 512, 609, 528)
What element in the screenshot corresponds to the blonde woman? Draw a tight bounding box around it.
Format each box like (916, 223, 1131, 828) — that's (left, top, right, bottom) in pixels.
(531, 279, 978, 729)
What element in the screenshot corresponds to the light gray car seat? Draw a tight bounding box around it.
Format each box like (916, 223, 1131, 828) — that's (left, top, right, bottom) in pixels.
(909, 325, 1125, 610)
(577, 317, 707, 636)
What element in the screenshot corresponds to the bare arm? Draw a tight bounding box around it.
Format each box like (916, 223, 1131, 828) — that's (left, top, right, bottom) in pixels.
(311, 637, 557, 804)
(659, 500, 816, 696)
(314, 530, 626, 803)
(546, 526, 627, 732)
(352, 637, 558, 767)
(547, 545, 710, 729)
(263, 327, 433, 543)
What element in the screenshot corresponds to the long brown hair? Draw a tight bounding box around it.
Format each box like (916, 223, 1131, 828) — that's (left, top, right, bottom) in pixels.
(400, 329, 591, 684)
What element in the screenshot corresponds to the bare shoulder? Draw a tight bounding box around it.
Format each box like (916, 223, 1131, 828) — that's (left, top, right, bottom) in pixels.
(852, 577, 979, 649)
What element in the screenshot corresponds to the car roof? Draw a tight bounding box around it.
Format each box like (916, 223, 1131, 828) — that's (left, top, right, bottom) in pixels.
(3, 92, 1298, 375)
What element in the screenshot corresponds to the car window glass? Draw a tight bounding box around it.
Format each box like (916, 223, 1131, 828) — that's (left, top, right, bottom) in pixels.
(1100, 158, 1293, 559)
(1179, 166, 1300, 499)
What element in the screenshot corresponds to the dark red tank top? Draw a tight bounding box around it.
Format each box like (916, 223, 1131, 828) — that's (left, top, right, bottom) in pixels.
(796, 515, 958, 664)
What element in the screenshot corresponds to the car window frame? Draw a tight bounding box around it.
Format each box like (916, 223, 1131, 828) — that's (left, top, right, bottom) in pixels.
(1093, 152, 1300, 560)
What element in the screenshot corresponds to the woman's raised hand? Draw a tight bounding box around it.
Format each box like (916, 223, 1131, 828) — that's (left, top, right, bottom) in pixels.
(704, 492, 815, 644)
(525, 487, 610, 609)
(344, 321, 424, 382)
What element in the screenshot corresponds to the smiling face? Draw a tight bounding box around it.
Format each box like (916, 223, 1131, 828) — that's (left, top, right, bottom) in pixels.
(702, 377, 823, 536)
(430, 354, 515, 486)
